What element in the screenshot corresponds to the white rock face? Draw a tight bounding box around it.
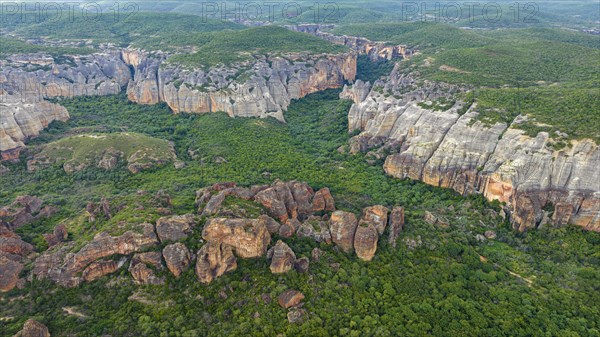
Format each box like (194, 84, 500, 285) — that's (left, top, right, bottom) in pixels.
(343, 64, 600, 231)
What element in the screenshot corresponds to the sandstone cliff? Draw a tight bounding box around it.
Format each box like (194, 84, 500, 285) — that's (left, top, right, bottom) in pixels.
(126, 51, 356, 122)
(1, 47, 355, 158)
(286, 24, 412, 61)
(342, 65, 600, 231)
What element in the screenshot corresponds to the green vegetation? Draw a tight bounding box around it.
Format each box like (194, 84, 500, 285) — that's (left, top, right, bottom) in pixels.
(1, 91, 599, 336)
(0, 36, 94, 59)
(168, 26, 348, 68)
(355, 55, 395, 83)
(1, 12, 245, 50)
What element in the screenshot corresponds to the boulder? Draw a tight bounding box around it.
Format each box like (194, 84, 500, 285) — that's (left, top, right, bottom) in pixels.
(0, 256, 23, 292)
(278, 289, 305, 308)
(312, 188, 335, 212)
(484, 230, 497, 239)
(278, 222, 295, 238)
(254, 186, 289, 222)
(202, 217, 270, 258)
(43, 224, 68, 247)
(201, 192, 227, 216)
(329, 211, 358, 253)
(155, 214, 195, 242)
(129, 252, 165, 285)
(287, 308, 308, 324)
(0, 237, 34, 256)
(259, 214, 280, 234)
(354, 223, 378, 261)
(195, 242, 237, 284)
(163, 243, 192, 277)
(361, 205, 389, 235)
(269, 240, 296, 274)
(388, 206, 404, 247)
(424, 211, 438, 225)
(14, 319, 50, 337)
(311, 247, 323, 262)
(294, 257, 310, 273)
(288, 181, 315, 220)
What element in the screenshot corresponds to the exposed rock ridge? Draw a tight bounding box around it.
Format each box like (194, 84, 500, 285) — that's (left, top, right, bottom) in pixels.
(1, 47, 355, 158)
(285, 24, 413, 61)
(342, 65, 600, 231)
(126, 50, 356, 122)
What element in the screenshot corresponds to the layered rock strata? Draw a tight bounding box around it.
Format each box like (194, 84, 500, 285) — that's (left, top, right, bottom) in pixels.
(1, 47, 356, 158)
(342, 64, 600, 231)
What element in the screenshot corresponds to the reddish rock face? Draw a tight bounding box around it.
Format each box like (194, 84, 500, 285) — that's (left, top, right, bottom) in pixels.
(312, 188, 335, 213)
(388, 206, 405, 247)
(156, 214, 195, 242)
(0, 237, 34, 256)
(361, 205, 389, 235)
(354, 223, 378, 261)
(329, 211, 358, 253)
(255, 187, 289, 222)
(195, 242, 237, 284)
(82, 259, 125, 282)
(202, 217, 271, 258)
(278, 289, 305, 309)
(212, 182, 237, 191)
(0, 256, 23, 292)
(163, 242, 192, 278)
(269, 240, 296, 274)
(129, 252, 165, 285)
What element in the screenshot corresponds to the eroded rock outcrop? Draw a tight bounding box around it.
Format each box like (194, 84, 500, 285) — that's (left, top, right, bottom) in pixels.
(31, 223, 159, 287)
(1, 45, 355, 159)
(268, 240, 296, 274)
(286, 24, 412, 61)
(13, 319, 50, 337)
(163, 242, 192, 277)
(343, 64, 600, 231)
(128, 52, 356, 123)
(354, 223, 379, 261)
(156, 214, 195, 243)
(129, 252, 165, 285)
(195, 242, 237, 284)
(329, 211, 358, 253)
(202, 218, 271, 258)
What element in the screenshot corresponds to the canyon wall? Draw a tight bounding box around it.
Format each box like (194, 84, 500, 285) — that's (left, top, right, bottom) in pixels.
(341, 64, 600, 231)
(0, 49, 356, 158)
(286, 24, 412, 61)
(125, 50, 356, 122)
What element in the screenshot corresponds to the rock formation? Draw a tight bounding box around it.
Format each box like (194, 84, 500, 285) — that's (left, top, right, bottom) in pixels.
(268, 240, 296, 274)
(388, 206, 405, 247)
(156, 214, 195, 242)
(360, 205, 389, 235)
(82, 258, 126, 282)
(342, 64, 600, 232)
(13, 319, 50, 337)
(353, 223, 379, 261)
(1, 45, 355, 159)
(286, 24, 412, 61)
(129, 252, 165, 285)
(31, 223, 159, 287)
(202, 218, 271, 258)
(329, 211, 358, 253)
(195, 242, 237, 284)
(278, 289, 305, 309)
(163, 243, 192, 277)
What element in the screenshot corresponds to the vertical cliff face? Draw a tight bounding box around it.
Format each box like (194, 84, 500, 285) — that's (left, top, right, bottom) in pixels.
(285, 24, 412, 61)
(343, 65, 600, 231)
(125, 52, 357, 122)
(0, 94, 69, 160)
(0, 48, 356, 157)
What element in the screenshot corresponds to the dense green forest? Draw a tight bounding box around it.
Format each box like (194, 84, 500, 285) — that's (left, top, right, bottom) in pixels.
(1, 92, 599, 336)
